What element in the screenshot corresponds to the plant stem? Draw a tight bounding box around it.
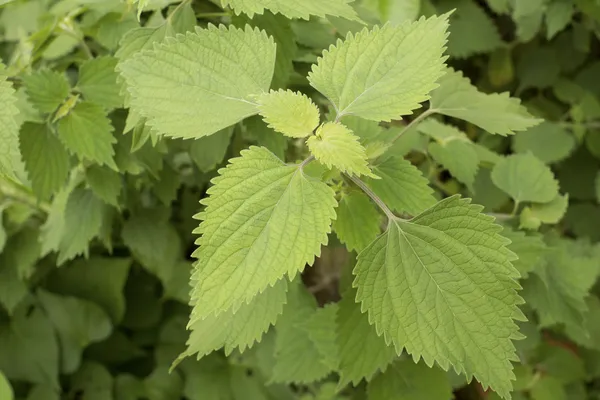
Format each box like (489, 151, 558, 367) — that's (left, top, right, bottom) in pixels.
(299, 155, 315, 169)
(390, 108, 435, 145)
(0, 179, 50, 214)
(346, 174, 396, 221)
(510, 201, 520, 217)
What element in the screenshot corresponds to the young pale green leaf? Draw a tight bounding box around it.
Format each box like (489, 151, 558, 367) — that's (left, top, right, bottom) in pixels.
(367, 359, 452, 400)
(178, 278, 287, 363)
(0, 65, 22, 180)
(308, 14, 449, 121)
(57, 187, 105, 265)
(19, 122, 70, 200)
(520, 193, 569, 230)
(85, 165, 122, 207)
(354, 195, 523, 398)
(118, 25, 276, 139)
(491, 152, 559, 204)
(512, 122, 575, 163)
(23, 69, 70, 114)
(429, 68, 541, 135)
(190, 146, 336, 318)
(272, 283, 335, 384)
(189, 126, 234, 173)
(38, 290, 112, 374)
(257, 89, 320, 138)
(334, 191, 382, 252)
(45, 257, 131, 323)
(222, 0, 360, 21)
(306, 122, 375, 177)
(57, 102, 117, 169)
(76, 56, 123, 110)
(337, 287, 396, 387)
(365, 157, 436, 215)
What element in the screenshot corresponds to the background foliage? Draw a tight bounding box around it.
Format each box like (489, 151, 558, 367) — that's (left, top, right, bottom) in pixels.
(1, 0, 600, 399)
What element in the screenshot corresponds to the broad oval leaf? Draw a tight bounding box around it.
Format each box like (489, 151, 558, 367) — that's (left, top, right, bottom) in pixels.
(306, 122, 375, 177)
(118, 25, 276, 139)
(491, 152, 559, 204)
(190, 146, 336, 318)
(257, 89, 320, 138)
(308, 14, 449, 121)
(353, 195, 523, 398)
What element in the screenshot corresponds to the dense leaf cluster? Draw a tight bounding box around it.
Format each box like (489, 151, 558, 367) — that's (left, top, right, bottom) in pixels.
(0, 0, 599, 399)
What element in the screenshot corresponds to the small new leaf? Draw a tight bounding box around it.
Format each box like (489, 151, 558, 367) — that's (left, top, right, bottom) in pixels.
(257, 89, 320, 138)
(308, 15, 449, 121)
(306, 122, 375, 177)
(354, 195, 523, 398)
(190, 146, 336, 318)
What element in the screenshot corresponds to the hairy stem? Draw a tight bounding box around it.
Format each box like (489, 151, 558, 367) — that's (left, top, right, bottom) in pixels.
(346, 174, 396, 221)
(390, 108, 435, 145)
(0, 179, 50, 214)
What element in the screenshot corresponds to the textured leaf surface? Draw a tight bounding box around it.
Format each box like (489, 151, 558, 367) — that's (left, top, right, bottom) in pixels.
(429, 69, 541, 135)
(333, 191, 382, 252)
(23, 69, 70, 114)
(337, 287, 395, 387)
(19, 122, 70, 200)
(57, 102, 117, 169)
(365, 157, 436, 215)
(367, 359, 453, 400)
(222, 0, 360, 20)
(429, 140, 479, 191)
(491, 152, 559, 204)
(308, 15, 449, 121)
(85, 165, 122, 207)
(190, 146, 336, 318)
(76, 56, 122, 110)
(0, 66, 22, 179)
(307, 122, 374, 177)
(257, 89, 320, 138)
(353, 195, 522, 398)
(180, 279, 287, 361)
(118, 25, 276, 139)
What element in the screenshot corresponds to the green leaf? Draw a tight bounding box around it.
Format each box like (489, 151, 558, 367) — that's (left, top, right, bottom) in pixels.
(337, 287, 395, 387)
(272, 283, 334, 383)
(353, 195, 523, 398)
(179, 279, 287, 362)
(70, 362, 114, 400)
(222, 0, 360, 20)
(520, 193, 569, 230)
(0, 261, 27, 314)
(308, 14, 449, 121)
(0, 371, 13, 400)
(118, 25, 276, 139)
(367, 359, 452, 400)
(38, 290, 112, 374)
(19, 122, 70, 200)
(189, 126, 233, 173)
(502, 227, 547, 277)
(190, 146, 336, 318)
(57, 102, 117, 169)
(545, 0, 574, 39)
(0, 65, 22, 180)
(243, 116, 288, 160)
(76, 56, 123, 110)
(122, 210, 182, 285)
(23, 69, 70, 114)
(440, 0, 502, 58)
(364, 0, 421, 23)
(307, 122, 375, 177)
(429, 68, 541, 135)
(365, 157, 436, 215)
(57, 187, 105, 264)
(429, 141, 479, 190)
(303, 303, 339, 371)
(334, 191, 382, 252)
(491, 152, 559, 204)
(45, 257, 131, 323)
(257, 89, 320, 138)
(0, 305, 59, 389)
(512, 122, 575, 163)
(85, 165, 122, 207)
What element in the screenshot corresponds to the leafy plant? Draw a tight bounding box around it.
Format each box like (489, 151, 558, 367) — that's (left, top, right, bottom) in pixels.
(1, 0, 600, 400)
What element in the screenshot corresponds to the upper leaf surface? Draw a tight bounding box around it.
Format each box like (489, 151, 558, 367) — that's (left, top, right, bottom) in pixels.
(353, 195, 523, 398)
(222, 0, 360, 20)
(118, 25, 276, 139)
(306, 122, 375, 177)
(333, 191, 382, 252)
(0, 65, 22, 180)
(190, 146, 336, 318)
(308, 15, 449, 121)
(491, 152, 559, 204)
(23, 69, 70, 114)
(257, 89, 320, 138)
(429, 68, 541, 135)
(76, 56, 123, 110)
